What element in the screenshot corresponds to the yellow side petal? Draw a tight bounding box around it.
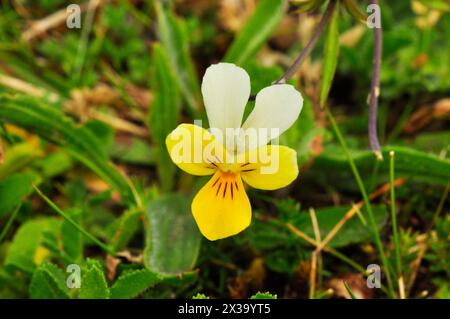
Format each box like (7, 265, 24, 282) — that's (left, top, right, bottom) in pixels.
(240, 145, 298, 190)
(166, 123, 225, 176)
(192, 171, 251, 240)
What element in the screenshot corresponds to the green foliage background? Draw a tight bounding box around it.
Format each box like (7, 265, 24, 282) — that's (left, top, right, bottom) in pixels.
(0, 0, 448, 299)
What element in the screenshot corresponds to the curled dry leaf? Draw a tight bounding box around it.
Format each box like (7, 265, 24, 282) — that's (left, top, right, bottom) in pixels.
(106, 254, 121, 281)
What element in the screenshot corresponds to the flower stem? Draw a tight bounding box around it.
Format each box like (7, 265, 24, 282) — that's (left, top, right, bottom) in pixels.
(368, 0, 383, 159)
(33, 185, 116, 256)
(275, 0, 337, 84)
(325, 107, 395, 297)
(389, 151, 405, 298)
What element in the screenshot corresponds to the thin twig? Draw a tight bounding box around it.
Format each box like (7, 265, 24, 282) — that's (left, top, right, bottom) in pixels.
(309, 208, 322, 299)
(314, 177, 405, 253)
(309, 252, 318, 299)
(275, 0, 337, 84)
(21, 2, 100, 42)
(286, 222, 390, 296)
(368, 0, 383, 159)
(286, 224, 363, 274)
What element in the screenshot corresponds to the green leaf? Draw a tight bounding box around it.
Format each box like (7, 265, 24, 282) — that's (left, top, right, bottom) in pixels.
(315, 145, 450, 186)
(0, 172, 37, 218)
(79, 260, 109, 299)
(61, 208, 83, 263)
(29, 262, 69, 299)
(144, 193, 201, 275)
(33, 151, 74, 179)
(224, 0, 287, 66)
(320, 1, 340, 108)
(110, 208, 142, 251)
(154, 1, 200, 112)
(0, 94, 135, 204)
(150, 43, 181, 191)
(109, 138, 155, 165)
(5, 218, 61, 273)
(192, 293, 209, 299)
(250, 291, 277, 299)
(110, 269, 161, 299)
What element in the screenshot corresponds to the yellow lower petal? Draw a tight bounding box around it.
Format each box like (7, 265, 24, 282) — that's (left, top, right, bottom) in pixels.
(165, 123, 226, 176)
(191, 171, 251, 241)
(240, 145, 298, 190)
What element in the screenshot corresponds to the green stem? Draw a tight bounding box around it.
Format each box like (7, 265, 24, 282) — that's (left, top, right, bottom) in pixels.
(325, 107, 395, 297)
(343, 281, 358, 299)
(389, 151, 402, 281)
(0, 204, 21, 243)
(33, 185, 116, 256)
(73, 0, 98, 85)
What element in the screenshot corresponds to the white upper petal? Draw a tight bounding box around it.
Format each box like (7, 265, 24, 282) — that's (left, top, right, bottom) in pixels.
(201, 63, 250, 139)
(241, 84, 303, 150)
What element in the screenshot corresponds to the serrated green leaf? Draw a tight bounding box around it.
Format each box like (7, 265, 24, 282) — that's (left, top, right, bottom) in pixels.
(144, 193, 201, 275)
(192, 293, 209, 299)
(79, 260, 109, 299)
(250, 291, 277, 299)
(5, 218, 61, 273)
(29, 262, 69, 299)
(150, 43, 180, 192)
(225, 0, 287, 66)
(0, 94, 135, 204)
(320, 1, 340, 108)
(154, 1, 200, 112)
(110, 269, 161, 299)
(0, 172, 37, 218)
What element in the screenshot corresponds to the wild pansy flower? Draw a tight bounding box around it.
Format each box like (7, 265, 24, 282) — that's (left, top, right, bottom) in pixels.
(166, 63, 303, 240)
